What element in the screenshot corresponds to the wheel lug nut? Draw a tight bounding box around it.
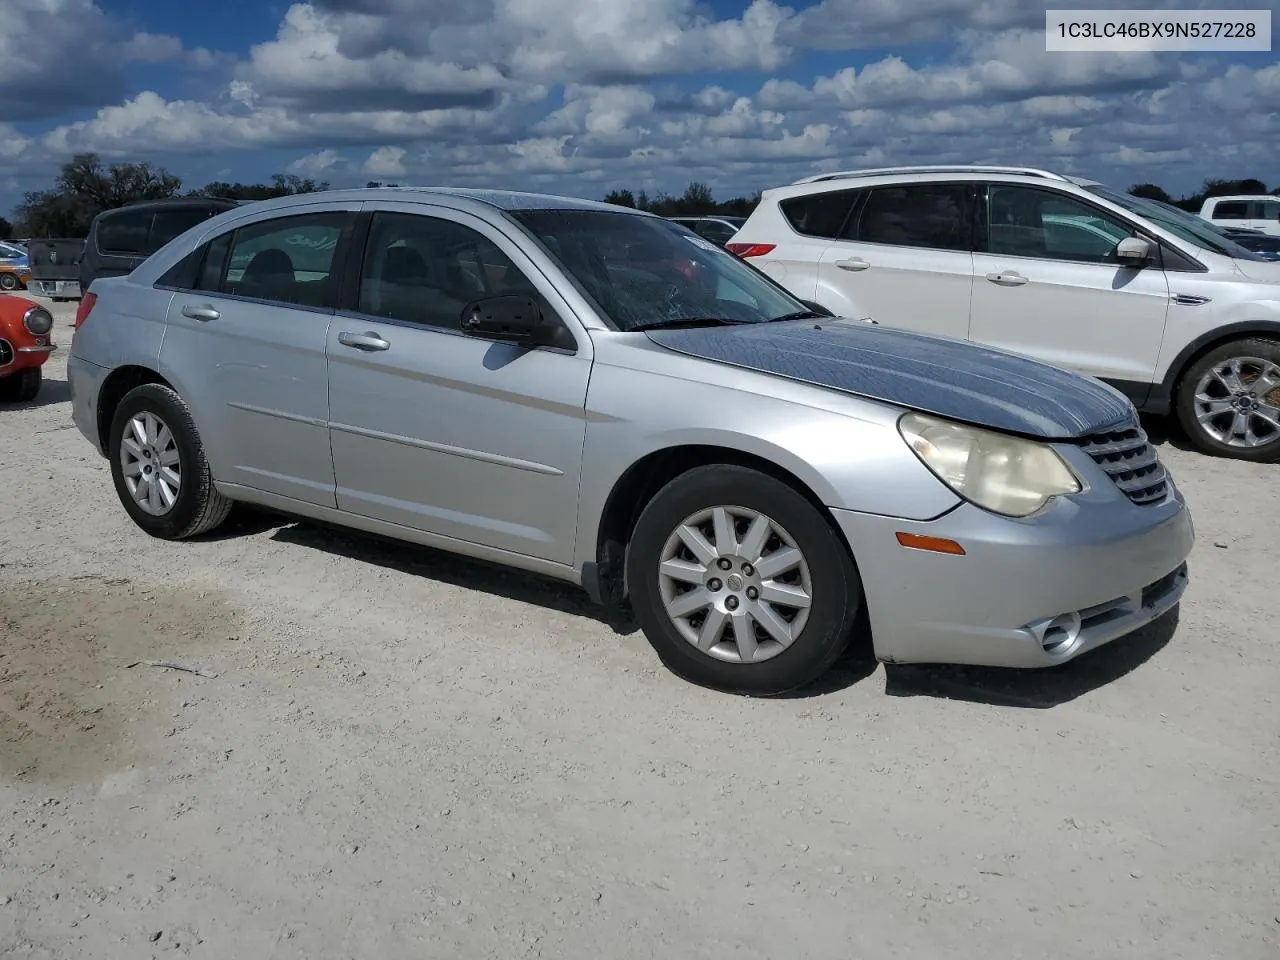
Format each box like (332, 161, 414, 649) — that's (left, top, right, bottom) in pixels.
(717, 558, 732, 570)
(742, 563, 754, 576)
(725, 596, 739, 610)
(708, 578, 722, 591)
(746, 587, 759, 601)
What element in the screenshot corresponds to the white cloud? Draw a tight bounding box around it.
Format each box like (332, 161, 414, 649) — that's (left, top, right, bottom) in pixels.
(287, 149, 343, 176)
(362, 146, 407, 177)
(3, 0, 1279, 213)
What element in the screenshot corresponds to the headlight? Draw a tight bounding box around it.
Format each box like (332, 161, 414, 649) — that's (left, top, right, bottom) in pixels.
(22, 305, 53, 336)
(898, 411, 1081, 518)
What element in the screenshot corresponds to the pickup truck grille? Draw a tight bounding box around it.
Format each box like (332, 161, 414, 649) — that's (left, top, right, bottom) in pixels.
(1078, 425, 1168, 505)
(0, 338, 12, 367)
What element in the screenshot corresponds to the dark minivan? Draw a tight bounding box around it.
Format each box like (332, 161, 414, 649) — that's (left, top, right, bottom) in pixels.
(80, 197, 245, 294)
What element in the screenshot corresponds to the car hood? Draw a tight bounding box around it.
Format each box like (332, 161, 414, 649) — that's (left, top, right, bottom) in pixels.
(645, 318, 1135, 440)
(1233, 257, 1280, 283)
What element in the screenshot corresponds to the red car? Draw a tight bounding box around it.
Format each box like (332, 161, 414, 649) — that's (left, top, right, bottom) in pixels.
(0, 293, 56, 401)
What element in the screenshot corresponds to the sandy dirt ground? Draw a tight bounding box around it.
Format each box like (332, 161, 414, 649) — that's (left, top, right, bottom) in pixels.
(0, 299, 1277, 959)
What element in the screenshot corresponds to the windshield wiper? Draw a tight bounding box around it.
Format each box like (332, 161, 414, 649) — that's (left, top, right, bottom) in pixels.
(769, 310, 827, 323)
(631, 316, 755, 331)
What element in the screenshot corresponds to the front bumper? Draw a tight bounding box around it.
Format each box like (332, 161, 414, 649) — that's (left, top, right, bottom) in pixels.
(833, 487, 1195, 668)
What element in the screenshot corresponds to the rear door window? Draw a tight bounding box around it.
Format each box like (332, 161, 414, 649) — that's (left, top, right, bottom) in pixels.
(148, 208, 218, 253)
(97, 210, 152, 255)
(191, 213, 349, 308)
(853, 184, 972, 251)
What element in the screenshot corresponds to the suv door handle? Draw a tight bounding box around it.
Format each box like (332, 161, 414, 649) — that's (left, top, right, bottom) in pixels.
(834, 258, 870, 272)
(985, 271, 1028, 286)
(338, 331, 391, 352)
(181, 304, 220, 322)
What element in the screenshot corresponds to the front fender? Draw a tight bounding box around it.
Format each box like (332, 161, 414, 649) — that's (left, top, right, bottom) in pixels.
(573, 343, 960, 573)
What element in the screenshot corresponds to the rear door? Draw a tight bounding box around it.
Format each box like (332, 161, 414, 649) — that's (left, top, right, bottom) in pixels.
(158, 202, 361, 506)
(815, 181, 976, 338)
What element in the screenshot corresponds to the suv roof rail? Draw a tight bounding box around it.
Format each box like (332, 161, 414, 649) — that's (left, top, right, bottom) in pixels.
(792, 165, 1071, 185)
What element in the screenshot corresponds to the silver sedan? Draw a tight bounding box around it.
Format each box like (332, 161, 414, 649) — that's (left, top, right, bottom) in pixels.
(66, 187, 1194, 694)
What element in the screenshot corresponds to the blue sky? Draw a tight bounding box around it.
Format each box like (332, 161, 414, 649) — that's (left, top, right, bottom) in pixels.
(1, 0, 1277, 220)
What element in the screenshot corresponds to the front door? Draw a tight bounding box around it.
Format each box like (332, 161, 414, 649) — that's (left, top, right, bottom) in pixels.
(969, 184, 1171, 386)
(815, 181, 975, 338)
(160, 205, 359, 506)
(325, 204, 592, 565)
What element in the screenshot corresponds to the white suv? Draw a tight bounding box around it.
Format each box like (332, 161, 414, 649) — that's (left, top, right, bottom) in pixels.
(1199, 195, 1280, 237)
(729, 165, 1280, 462)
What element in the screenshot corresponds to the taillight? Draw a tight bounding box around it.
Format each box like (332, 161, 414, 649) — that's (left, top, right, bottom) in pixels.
(74, 292, 97, 329)
(725, 242, 776, 258)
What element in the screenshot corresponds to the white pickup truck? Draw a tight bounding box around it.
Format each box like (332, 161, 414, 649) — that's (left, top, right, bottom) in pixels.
(1199, 195, 1280, 237)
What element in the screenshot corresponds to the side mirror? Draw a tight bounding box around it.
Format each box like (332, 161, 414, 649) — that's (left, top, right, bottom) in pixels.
(460, 295, 548, 345)
(1116, 236, 1153, 265)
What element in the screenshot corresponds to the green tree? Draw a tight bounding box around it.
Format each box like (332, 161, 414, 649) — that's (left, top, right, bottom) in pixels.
(1129, 183, 1172, 203)
(194, 174, 330, 201)
(15, 152, 183, 237)
(0, 216, 12, 240)
(604, 189, 637, 207)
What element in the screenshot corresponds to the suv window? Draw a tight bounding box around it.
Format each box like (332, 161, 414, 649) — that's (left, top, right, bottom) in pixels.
(695, 221, 738, 244)
(150, 209, 216, 250)
(987, 186, 1130, 264)
(357, 212, 540, 330)
(854, 184, 970, 251)
(194, 213, 346, 308)
(779, 190, 860, 239)
(1253, 199, 1280, 221)
(97, 210, 152, 255)
(1211, 201, 1251, 220)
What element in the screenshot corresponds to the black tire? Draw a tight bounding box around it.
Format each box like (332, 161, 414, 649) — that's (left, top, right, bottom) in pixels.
(107, 383, 232, 539)
(0, 366, 40, 402)
(0, 274, 17, 291)
(1175, 337, 1280, 463)
(626, 464, 862, 696)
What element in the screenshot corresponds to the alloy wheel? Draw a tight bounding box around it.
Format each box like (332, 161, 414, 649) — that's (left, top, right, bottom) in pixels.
(657, 505, 812, 664)
(119, 411, 182, 516)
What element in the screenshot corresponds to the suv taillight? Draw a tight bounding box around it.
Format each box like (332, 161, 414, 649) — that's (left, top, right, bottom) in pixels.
(725, 242, 776, 258)
(74, 292, 97, 329)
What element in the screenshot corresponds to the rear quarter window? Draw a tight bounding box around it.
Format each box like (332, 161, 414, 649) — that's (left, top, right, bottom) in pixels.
(779, 190, 861, 238)
(96, 211, 152, 255)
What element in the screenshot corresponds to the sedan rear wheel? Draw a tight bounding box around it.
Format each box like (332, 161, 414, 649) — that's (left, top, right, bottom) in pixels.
(627, 464, 862, 695)
(108, 383, 232, 539)
(0, 273, 18, 291)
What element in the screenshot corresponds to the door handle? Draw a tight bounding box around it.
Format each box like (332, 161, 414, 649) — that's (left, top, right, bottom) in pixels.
(181, 304, 220, 322)
(985, 271, 1028, 286)
(835, 258, 870, 272)
(338, 331, 391, 352)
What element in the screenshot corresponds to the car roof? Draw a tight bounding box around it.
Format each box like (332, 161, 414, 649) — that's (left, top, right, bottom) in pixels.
(762, 165, 1103, 200)
(1204, 194, 1279, 203)
(217, 186, 653, 219)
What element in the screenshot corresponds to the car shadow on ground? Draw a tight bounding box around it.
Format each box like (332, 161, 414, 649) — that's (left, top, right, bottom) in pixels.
(881, 607, 1179, 708)
(197, 509, 1176, 702)
(206, 509, 639, 634)
(1141, 412, 1196, 453)
(7, 376, 71, 410)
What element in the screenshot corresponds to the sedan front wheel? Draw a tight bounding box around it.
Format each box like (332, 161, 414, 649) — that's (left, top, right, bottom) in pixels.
(626, 464, 863, 695)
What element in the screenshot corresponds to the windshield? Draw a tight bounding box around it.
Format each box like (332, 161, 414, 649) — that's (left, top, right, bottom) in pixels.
(1085, 184, 1266, 261)
(506, 209, 809, 331)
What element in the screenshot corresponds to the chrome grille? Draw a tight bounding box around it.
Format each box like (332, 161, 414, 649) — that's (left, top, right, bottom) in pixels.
(1078, 425, 1168, 505)
(0, 338, 12, 367)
